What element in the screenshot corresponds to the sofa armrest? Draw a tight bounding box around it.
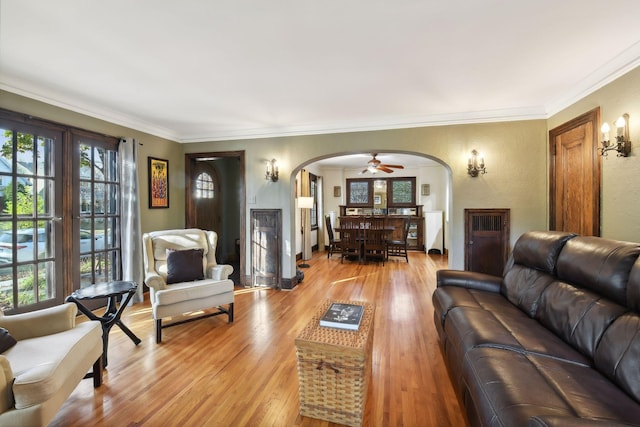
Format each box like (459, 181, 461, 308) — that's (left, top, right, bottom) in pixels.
(528, 416, 638, 427)
(144, 272, 167, 291)
(0, 356, 13, 414)
(0, 303, 77, 341)
(208, 264, 233, 280)
(436, 269, 502, 293)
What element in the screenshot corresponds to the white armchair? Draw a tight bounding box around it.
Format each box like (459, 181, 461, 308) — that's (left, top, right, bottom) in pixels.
(142, 228, 235, 343)
(0, 303, 102, 426)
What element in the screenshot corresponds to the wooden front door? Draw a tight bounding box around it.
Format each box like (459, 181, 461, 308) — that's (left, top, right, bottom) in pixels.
(190, 161, 220, 235)
(185, 151, 245, 285)
(549, 108, 600, 236)
(464, 208, 510, 276)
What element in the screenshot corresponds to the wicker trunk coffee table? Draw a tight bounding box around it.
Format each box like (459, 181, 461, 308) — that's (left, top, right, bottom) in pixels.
(295, 299, 375, 427)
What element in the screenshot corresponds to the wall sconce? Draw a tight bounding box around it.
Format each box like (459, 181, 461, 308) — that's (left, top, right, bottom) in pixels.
(600, 113, 631, 157)
(265, 158, 279, 182)
(467, 149, 486, 177)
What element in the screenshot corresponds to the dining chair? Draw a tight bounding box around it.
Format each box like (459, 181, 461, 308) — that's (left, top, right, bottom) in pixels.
(363, 227, 387, 265)
(387, 216, 410, 262)
(367, 216, 386, 230)
(325, 215, 341, 258)
(340, 227, 363, 264)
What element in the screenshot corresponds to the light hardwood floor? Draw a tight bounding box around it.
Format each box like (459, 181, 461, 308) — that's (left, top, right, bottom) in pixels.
(50, 251, 466, 427)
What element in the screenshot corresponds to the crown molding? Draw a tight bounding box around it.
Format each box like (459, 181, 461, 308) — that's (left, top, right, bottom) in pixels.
(0, 79, 181, 142)
(545, 41, 640, 116)
(178, 107, 548, 143)
(3, 40, 640, 143)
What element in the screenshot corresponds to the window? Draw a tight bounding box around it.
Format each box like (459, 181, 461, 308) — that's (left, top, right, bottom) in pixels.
(0, 109, 121, 313)
(388, 177, 416, 207)
(346, 178, 373, 207)
(195, 172, 215, 199)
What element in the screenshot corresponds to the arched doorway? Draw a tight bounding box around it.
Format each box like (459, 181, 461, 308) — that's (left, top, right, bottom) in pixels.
(290, 151, 452, 280)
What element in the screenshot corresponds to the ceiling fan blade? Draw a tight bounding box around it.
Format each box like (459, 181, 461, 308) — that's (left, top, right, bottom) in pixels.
(378, 166, 395, 173)
(359, 168, 369, 175)
(379, 164, 404, 169)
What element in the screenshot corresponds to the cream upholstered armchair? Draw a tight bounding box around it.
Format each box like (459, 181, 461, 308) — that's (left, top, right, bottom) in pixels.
(0, 303, 102, 426)
(142, 228, 235, 343)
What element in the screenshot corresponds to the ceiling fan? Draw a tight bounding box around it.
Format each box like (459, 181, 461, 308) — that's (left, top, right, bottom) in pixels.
(360, 153, 405, 174)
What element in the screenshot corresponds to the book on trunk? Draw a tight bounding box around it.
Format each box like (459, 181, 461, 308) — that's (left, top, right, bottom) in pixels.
(319, 302, 364, 330)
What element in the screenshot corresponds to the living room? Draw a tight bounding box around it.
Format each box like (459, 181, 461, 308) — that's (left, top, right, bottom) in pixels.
(1, 1, 640, 426)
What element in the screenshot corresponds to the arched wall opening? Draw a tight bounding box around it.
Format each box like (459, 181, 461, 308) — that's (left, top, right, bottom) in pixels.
(289, 150, 453, 276)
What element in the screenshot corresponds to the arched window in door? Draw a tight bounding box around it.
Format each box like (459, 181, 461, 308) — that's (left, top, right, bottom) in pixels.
(195, 172, 215, 199)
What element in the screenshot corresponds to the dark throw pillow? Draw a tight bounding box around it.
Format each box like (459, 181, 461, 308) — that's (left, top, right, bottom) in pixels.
(0, 327, 17, 353)
(166, 248, 205, 284)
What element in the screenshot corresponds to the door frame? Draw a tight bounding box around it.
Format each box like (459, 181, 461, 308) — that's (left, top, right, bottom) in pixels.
(548, 108, 601, 235)
(185, 151, 246, 286)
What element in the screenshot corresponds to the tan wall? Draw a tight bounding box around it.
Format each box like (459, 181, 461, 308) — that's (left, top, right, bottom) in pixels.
(5, 63, 639, 282)
(0, 90, 186, 234)
(33, 70, 640, 280)
(548, 66, 640, 242)
(186, 119, 549, 277)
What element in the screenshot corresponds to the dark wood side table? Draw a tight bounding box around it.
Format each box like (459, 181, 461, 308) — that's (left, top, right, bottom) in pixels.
(66, 281, 141, 367)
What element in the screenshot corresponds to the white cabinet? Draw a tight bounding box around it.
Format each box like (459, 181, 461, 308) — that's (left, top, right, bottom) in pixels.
(424, 211, 444, 253)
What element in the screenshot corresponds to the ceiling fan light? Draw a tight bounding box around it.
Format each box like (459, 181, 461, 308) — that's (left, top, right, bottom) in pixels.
(368, 165, 378, 173)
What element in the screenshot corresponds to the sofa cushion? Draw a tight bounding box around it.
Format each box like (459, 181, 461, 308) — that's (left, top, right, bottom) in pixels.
(627, 257, 640, 312)
(502, 265, 556, 318)
(433, 285, 494, 328)
(154, 279, 234, 306)
(3, 321, 102, 409)
(0, 328, 16, 353)
(536, 281, 626, 359)
(443, 299, 590, 366)
(556, 236, 640, 306)
(594, 312, 640, 403)
(166, 248, 205, 284)
(511, 231, 575, 275)
(463, 347, 640, 426)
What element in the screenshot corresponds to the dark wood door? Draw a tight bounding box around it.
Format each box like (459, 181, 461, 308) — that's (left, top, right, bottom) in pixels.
(190, 161, 220, 234)
(464, 208, 510, 276)
(549, 108, 600, 236)
(185, 151, 246, 285)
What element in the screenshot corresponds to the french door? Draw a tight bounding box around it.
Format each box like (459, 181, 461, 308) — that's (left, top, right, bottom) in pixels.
(0, 121, 63, 312)
(0, 110, 121, 314)
(74, 133, 121, 289)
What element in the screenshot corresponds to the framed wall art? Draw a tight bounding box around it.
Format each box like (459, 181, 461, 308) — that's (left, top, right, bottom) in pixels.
(148, 157, 169, 208)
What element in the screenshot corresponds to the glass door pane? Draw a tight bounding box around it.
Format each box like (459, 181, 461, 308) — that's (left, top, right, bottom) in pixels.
(75, 138, 120, 289)
(0, 126, 62, 312)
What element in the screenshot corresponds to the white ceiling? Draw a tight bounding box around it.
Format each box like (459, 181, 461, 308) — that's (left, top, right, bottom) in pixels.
(312, 152, 438, 171)
(2, 0, 640, 144)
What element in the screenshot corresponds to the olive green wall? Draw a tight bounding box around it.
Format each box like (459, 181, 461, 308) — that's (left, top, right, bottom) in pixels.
(4, 65, 638, 283)
(0, 90, 185, 234)
(185, 119, 549, 278)
(548, 66, 640, 243)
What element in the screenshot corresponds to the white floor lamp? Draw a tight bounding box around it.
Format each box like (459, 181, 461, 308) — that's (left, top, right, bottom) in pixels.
(298, 196, 314, 268)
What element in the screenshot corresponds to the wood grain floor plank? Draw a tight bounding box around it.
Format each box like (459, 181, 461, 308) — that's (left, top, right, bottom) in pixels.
(50, 251, 466, 427)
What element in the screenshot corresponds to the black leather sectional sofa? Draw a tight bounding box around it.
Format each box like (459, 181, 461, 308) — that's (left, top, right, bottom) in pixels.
(433, 231, 640, 426)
